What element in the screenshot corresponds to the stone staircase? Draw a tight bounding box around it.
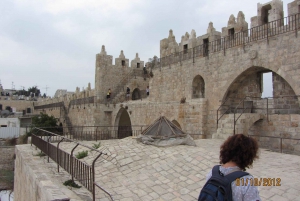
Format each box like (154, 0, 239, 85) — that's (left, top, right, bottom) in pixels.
(213, 113, 264, 139)
(109, 69, 147, 104)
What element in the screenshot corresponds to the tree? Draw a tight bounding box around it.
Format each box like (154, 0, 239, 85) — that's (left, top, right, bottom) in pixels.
(32, 113, 58, 128)
(20, 113, 59, 144)
(28, 86, 41, 97)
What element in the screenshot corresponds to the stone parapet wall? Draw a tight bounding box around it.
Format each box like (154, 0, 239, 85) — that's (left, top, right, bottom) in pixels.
(248, 114, 300, 153)
(110, 99, 207, 135)
(0, 99, 34, 112)
(14, 145, 85, 201)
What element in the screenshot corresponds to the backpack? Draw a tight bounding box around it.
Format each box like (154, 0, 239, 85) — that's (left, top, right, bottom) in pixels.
(198, 165, 249, 201)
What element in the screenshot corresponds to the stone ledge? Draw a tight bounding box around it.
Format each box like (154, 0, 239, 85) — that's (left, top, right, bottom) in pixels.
(14, 145, 88, 201)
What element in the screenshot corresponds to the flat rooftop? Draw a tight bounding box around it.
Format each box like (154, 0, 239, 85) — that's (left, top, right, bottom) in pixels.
(22, 138, 300, 201)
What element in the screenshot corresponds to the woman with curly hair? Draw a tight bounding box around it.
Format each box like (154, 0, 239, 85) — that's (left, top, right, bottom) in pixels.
(199, 134, 261, 201)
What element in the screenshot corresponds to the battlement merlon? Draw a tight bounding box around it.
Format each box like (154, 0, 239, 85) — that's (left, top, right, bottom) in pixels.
(96, 46, 144, 68)
(288, 0, 300, 16)
(96, 45, 113, 68)
(160, 29, 179, 58)
(222, 11, 249, 37)
(251, 0, 284, 28)
(131, 53, 145, 69)
(196, 22, 221, 46)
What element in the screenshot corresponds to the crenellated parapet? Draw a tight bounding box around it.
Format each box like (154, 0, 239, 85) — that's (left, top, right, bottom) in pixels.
(251, 0, 284, 28)
(131, 53, 144, 69)
(222, 11, 248, 37)
(95, 45, 146, 101)
(196, 22, 221, 46)
(179, 30, 197, 52)
(160, 29, 179, 57)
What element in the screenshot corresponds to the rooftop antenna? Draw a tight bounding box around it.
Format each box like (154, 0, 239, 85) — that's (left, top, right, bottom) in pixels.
(20, 86, 25, 95)
(44, 85, 49, 96)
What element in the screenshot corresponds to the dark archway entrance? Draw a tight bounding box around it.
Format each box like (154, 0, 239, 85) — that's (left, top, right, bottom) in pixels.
(115, 108, 132, 139)
(132, 88, 141, 100)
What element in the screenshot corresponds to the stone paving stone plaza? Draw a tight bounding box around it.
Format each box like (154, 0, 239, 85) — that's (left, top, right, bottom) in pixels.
(26, 138, 300, 201)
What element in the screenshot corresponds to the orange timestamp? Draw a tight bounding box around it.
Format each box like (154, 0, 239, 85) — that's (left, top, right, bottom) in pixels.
(235, 178, 281, 186)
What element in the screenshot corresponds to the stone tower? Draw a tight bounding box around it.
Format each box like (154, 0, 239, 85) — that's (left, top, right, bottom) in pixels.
(95, 45, 113, 100)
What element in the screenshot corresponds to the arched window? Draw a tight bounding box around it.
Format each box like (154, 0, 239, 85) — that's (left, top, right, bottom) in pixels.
(132, 88, 141, 100)
(192, 75, 205, 98)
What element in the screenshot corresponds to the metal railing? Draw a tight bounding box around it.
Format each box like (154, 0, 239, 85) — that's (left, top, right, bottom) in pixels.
(158, 13, 300, 68)
(69, 96, 96, 108)
(217, 95, 300, 134)
(38, 125, 147, 141)
(34, 102, 64, 110)
(31, 128, 114, 201)
(233, 97, 253, 135)
(248, 134, 300, 155)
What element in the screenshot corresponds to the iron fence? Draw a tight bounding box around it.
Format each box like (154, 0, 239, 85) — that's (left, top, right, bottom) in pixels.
(36, 125, 147, 141)
(159, 13, 300, 68)
(248, 134, 300, 155)
(31, 128, 113, 201)
(217, 95, 300, 130)
(34, 102, 64, 110)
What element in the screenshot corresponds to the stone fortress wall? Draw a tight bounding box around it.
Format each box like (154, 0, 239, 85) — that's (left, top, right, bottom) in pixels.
(34, 0, 300, 149)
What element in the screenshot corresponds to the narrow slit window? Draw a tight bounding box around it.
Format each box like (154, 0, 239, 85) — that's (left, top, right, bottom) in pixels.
(228, 28, 235, 38)
(122, 60, 125, 66)
(137, 63, 140, 68)
(184, 44, 188, 54)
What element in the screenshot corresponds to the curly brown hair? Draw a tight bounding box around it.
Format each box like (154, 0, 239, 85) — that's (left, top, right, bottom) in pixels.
(220, 134, 259, 171)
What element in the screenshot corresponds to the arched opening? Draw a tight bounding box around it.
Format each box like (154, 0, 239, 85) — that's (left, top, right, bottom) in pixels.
(222, 66, 299, 114)
(115, 108, 132, 139)
(171, 120, 181, 129)
(132, 88, 141, 100)
(192, 75, 205, 99)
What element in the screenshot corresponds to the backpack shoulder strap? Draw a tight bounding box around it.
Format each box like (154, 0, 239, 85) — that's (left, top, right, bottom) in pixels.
(225, 170, 249, 183)
(211, 165, 221, 176)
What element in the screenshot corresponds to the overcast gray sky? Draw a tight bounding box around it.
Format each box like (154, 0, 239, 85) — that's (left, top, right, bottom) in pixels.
(0, 0, 292, 97)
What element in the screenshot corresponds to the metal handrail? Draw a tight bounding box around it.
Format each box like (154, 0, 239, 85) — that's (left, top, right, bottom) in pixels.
(216, 97, 231, 128)
(248, 134, 300, 153)
(31, 128, 108, 200)
(157, 12, 300, 67)
(233, 97, 253, 135)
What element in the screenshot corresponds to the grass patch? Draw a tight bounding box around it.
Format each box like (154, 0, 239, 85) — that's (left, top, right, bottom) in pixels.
(0, 169, 14, 190)
(75, 150, 88, 159)
(92, 142, 101, 149)
(35, 152, 46, 157)
(18, 132, 31, 144)
(63, 179, 81, 188)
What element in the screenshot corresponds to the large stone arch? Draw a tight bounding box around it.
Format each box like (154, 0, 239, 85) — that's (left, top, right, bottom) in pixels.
(132, 88, 141, 100)
(220, 66, 299, 114)
(192, 75, 205, 99)
(114, 108, 132, 138)
(220, 66, 299, 103)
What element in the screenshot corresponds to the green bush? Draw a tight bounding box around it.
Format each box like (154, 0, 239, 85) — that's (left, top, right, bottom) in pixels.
(92, 142, 101, 149)
(0, 170, 14, 190)
(63, 179, 81, 188)
(75, 150, 88, 159)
